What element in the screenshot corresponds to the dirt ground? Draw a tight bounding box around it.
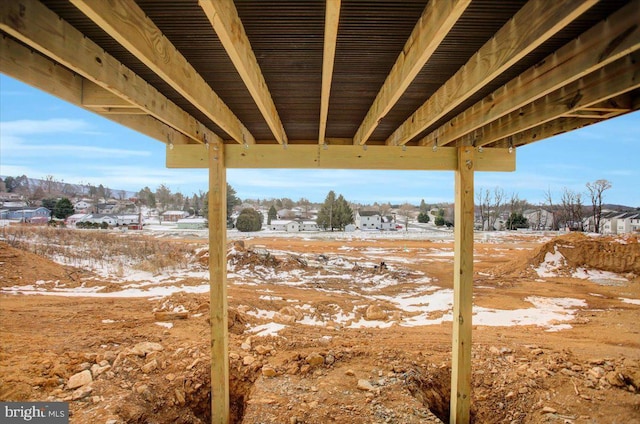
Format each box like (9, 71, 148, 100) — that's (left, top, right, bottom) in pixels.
(1, 230, 639, 423)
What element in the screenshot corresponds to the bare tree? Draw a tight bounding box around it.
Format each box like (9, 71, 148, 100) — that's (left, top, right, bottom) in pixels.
(476, 188, 490, 230)
(586, 179, 612, 233)
(543, 187, 560, 230)
(560, 188, 584, 231)
(489, 187, 506, 231)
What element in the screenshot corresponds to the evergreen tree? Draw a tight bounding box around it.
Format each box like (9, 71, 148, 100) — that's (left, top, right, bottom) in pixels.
(226, 183, 241, 219)
(317, 191, 353, 231)
(417, 212, 430, 223)
(317, 190, 337, 231)
(434, 208, 446, 226)
(267, 205, 277, 225)
(506, 212, 529, 229)
(42, 198, 58, 211)
(235, 208, 263, 232)
(137, 186, 156, 207)
(334, 195, 354, 230)
(419, 199, 428, 213)
(53, 198, 74, 219)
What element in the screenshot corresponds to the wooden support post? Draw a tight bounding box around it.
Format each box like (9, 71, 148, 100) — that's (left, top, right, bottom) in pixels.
(208, 142, 229, 423)
(450, 146, 475, 423)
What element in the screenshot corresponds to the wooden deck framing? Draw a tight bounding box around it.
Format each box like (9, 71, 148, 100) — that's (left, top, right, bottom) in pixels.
(2, 1, 637, 422)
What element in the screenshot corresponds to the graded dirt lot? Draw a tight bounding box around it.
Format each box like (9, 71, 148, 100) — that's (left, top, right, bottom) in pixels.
(1, 229, 639, 423)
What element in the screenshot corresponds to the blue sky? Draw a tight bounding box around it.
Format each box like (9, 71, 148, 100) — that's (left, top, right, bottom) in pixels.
(1, 74, 638, 207)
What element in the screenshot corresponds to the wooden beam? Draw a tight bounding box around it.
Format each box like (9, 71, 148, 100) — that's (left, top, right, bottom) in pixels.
(95, 107, 149, 115)
(422, 0, 640, 147)
(0, 0, 218, 145)
(0, 34, 82, 106)
(353, 0, 470, 145)
(488, 117, 601, 148)
(70, 0, 253, 145)
(81, 80, 136, 108)
(471, 54, 640, 147)
(167, 144, 515, 172)
(318, 0, 341, 144)
(199, 0, 287, 145)
(0, 35, 192, 146)
(450, 146, 475, 424)
(207, 142, 229, 423)
(385, 0, 598, 146)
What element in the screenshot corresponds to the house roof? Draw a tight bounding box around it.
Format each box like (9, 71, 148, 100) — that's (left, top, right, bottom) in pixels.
(358, 210, 380, 217)
(1, 1, 637, 172)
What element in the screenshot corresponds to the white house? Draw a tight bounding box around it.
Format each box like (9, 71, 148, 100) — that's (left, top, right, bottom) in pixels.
(66, 213, 89, 226)
(269, 219, 318, 232)
(286, 221, 300, 232)
(523, 209, 555, 230)
(380, 215, 396, 230)
(601, 212, 626, 234)
(269, 219, 288, 231)
(355, 210, 381, 230)
(117, 214, 140, 226)
(74, 200, 92, 212)
(300, 221, 319, 231)
(616, 212, 640, 234)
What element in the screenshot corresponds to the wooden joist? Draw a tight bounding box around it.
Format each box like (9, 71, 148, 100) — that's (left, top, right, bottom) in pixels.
(472, 54, 640, 147)
(0, 0, 218, 145)
(385, 0, 598, 146)
(422, 0, 640, 148)
(200, 0, 287, 145)
(0, 35, 193, 146)
(318, 0, 341, 144)
(352, 0, 470, 145)
(70, 0, 252, 145)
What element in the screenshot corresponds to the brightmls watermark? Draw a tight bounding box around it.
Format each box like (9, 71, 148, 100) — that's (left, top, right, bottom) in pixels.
(1, 402, 68, 423)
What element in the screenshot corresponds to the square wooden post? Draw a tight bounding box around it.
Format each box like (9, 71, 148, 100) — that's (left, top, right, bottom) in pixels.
(208, 142, 229, 423)
(450, 146, 475, 423)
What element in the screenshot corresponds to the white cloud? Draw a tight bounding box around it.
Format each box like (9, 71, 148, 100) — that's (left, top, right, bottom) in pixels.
(0, 118, 151, 158)
(0, 118, 91, 135)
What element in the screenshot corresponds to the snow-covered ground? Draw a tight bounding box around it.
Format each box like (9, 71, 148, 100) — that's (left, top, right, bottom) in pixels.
(4, 231, 633, 334)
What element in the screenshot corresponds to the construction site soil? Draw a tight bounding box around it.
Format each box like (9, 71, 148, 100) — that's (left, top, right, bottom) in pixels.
(1, 230, 639, 423)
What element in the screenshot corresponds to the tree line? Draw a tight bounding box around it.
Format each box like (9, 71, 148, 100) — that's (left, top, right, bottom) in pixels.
(1, 174, 624, 233)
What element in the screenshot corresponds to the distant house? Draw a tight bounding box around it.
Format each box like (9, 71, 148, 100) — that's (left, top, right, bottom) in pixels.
(74, 200, 92, 212)
(66, 213, 90, 226)
(615, 212, 640, 234)
(523, 209, 554, 230)
(300, 220, 319, 231)
(355, 210, 381, 230)
(0, 193, 23, 202)
(162, 210, 189, 222)
(286, 221, 300, 232)
(96, 202, 117, 214)
(1, 201, 27, 208)
(177, 217, 207, 229)
(117, 214, 140, 226)
(269, 219, 318, 232)
(269, 219, 288, 231)
(83, 214, 118, 226)
(7, 207, 51, 222)
(380, 215, 396, 230)
(70, 213, 140, 227)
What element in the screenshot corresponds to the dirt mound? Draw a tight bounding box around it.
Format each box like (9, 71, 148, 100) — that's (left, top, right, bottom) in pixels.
(0, 241, 88, 288)
(496, 233, 640, 278)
